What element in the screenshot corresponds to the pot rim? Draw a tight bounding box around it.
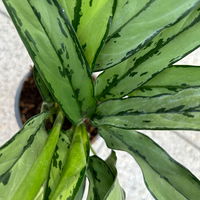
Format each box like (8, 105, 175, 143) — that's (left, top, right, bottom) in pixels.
(14, 70, 32, 128)
(14, 70, 100, 143)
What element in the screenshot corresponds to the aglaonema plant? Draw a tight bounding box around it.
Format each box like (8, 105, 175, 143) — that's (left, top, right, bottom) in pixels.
(1, 0, 200, 199)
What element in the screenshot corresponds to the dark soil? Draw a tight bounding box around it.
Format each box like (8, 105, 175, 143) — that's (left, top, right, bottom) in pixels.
(19, 71, 97, 141)
(19, 73, 42, 124)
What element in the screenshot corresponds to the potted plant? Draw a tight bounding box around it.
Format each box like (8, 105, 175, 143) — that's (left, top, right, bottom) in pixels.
(1, 0, 200, 199)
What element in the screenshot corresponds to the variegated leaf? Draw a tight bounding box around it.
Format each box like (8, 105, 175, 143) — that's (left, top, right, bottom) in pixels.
(57, 0, 75, 22)
(129, 65, 200, 97)
(95, 0, 200, 70)
(29, 0, 96, 120)
(105, 151, 125, 200)
(87, 152, 125, 200)
(99, 126, 200, 199)
(94, 87, 200, 130)
(45, 130, 71, 198)
(95, 6, 200, 100)
(0, 113, 49, 199)
(59, 0, 116, 67)
(3, 0, 95, 124)
(74, 177, 86, 200)
(12, 111, 64, 200)
(33, 66, 53, 103)
(0, 113, 48, 175)
(50, 125, 89, 200)
(108, 0, 149, 37)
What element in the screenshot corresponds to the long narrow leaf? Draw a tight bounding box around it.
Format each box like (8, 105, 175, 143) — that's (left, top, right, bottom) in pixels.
(130, 65, 200, 97)
(76, 0, 115, 66)
(95, 0, 200, 70)
(99, 126, 200, 200)
(50, 125, 89, 200)
(87, 155, 115, 200)
(3, 0, 95, 123)
(0, 113, 49, 199)
(87, 152, 125, 200)
(45, 130, 71, 198)
(95, 6, 200, 100)
(59, 0, 116, 67)
(94, 88, 200, 130)
(13, 111, 64, 200)
(0, 113, 48, 175)
(108, 0, 149, 37)
(29, 0, 96, 119)
(105, 151, 125, 200)
(33, 67, 53, 103)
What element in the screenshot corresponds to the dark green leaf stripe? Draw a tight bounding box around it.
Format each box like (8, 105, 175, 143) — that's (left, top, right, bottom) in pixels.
(3, 0, 95, 123)
(87, 156, 115, 200)
(59, 0, 116, 67)
(0, 114, 48, 199)
(13, 111, 64, 200)
(33, 66, 53, 103)
(99, 126, 200, 200)
(76, 0, 116, 66)
(96, 87, 200, 116)
(29, 0, 96, 119)
(95, 6, 200, 100)
(45, 130, 71, 199)
(74, 177, 86, 200)
(0, 113, 48, 175)
(94, 87, 200, 130)
(87, 152, 125, 200)
(45, 130, 87, 200)
(50, 125, 89, 200)
(57, 0, 76, 23)
(105, 151, 125, 200)
(108, 0, 149, 37)
(129, 65, 200, 97)
(3, 0, 81, 123)
(95, 0, 200, 70)
(0, 126, 47, 199)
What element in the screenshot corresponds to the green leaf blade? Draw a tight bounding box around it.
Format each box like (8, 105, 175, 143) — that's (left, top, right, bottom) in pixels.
(76, 0, 116, 66)
(3, 0, 96, 124)
(59, 0, 116, 67)
(99, 126, 200, 200)
(33, 66, 53, 103)
(95, 0, 200, 70)
(13, 111, 64, 200)
(46, 130, 87, 200)
(130, 65, 200, 97)
(3, 0, 80, 123)
(0, 113, 49, 199)
(50, 125, 89, 200)
(29, 0, 96, 120)
(87, 152, 125, 200)
(87, 156, 115, 200)
(0, 113, 48, 175)
(95, 5, 200, 100)
(45, 130, 71, 198)
(108, 0, 149, 37)
(94, 87, 200, 130)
